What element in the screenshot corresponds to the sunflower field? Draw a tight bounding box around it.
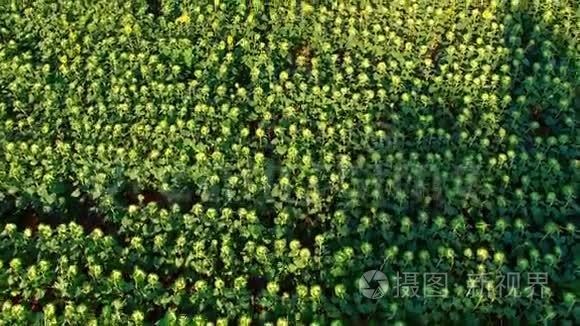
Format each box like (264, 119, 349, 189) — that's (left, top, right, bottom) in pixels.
(0, 0, 578, 324)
